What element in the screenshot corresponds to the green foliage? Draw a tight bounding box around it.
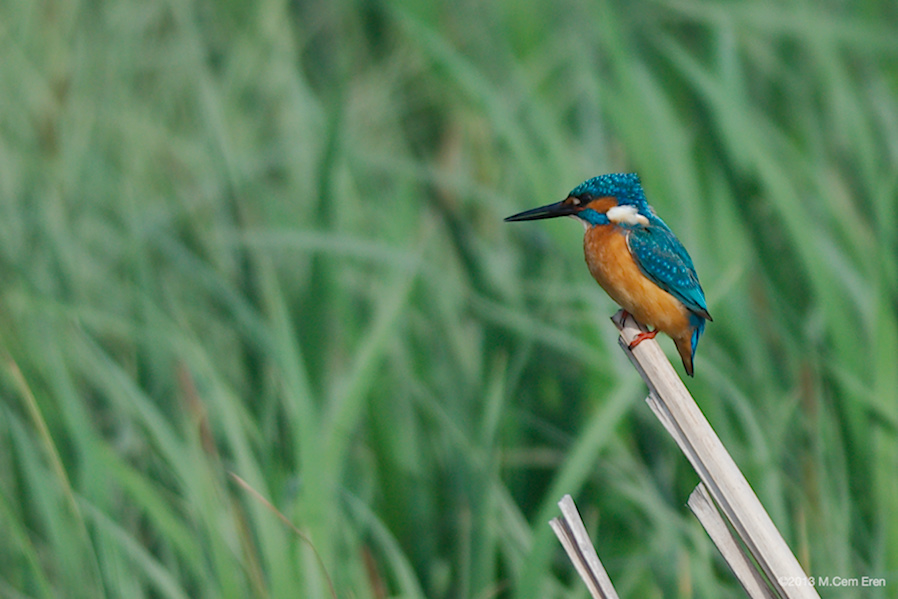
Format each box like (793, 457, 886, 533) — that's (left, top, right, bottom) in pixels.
(1, 0, 897, 597)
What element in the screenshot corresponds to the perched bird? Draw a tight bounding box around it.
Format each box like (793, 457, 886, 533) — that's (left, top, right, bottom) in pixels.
(505, 173, 711, 376)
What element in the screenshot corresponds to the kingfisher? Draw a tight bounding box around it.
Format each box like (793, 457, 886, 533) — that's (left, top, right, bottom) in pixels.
(505, 173, 711, 376)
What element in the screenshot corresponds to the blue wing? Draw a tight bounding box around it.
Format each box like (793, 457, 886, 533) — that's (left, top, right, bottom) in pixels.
(626, 216, 711, 321)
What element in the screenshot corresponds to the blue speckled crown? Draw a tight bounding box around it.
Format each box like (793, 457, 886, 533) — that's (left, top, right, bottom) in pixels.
(568, 173, 649, 210)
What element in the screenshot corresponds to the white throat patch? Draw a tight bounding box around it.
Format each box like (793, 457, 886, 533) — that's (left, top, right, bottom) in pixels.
(606, 205, 649, 226)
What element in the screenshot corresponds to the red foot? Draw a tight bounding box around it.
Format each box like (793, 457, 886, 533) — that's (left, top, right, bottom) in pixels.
(628, 329, 658, 349)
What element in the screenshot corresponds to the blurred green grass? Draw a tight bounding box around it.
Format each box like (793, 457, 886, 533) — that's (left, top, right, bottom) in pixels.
(1, 0, 897, 597)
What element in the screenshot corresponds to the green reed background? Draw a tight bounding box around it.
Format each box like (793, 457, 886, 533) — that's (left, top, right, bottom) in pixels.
(1, 0, 897, 597)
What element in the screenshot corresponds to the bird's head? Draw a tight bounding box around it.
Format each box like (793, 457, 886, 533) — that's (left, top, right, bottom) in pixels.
(505, 173, 651, 228)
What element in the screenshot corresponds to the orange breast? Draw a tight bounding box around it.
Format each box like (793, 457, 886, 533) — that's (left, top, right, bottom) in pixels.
(583, 225, 692, 341)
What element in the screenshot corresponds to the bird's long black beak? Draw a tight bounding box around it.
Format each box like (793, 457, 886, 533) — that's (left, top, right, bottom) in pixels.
(504, 199, 578, 222)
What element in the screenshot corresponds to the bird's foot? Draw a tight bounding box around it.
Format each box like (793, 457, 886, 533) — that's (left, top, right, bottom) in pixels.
(628, 329, 658, 349)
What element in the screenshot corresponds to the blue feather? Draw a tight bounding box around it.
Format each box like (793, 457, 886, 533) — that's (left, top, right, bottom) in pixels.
(689, 313, 706, 361)
(625, 214, 711, 323)
(569, 173, 650, 211)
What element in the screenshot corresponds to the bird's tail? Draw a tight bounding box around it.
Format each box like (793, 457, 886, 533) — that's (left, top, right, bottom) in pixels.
(674, 337, 695, 377)
(675, 315, 706, 377)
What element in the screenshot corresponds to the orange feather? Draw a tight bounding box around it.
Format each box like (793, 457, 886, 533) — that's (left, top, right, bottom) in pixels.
(584, 223, 698, 374)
